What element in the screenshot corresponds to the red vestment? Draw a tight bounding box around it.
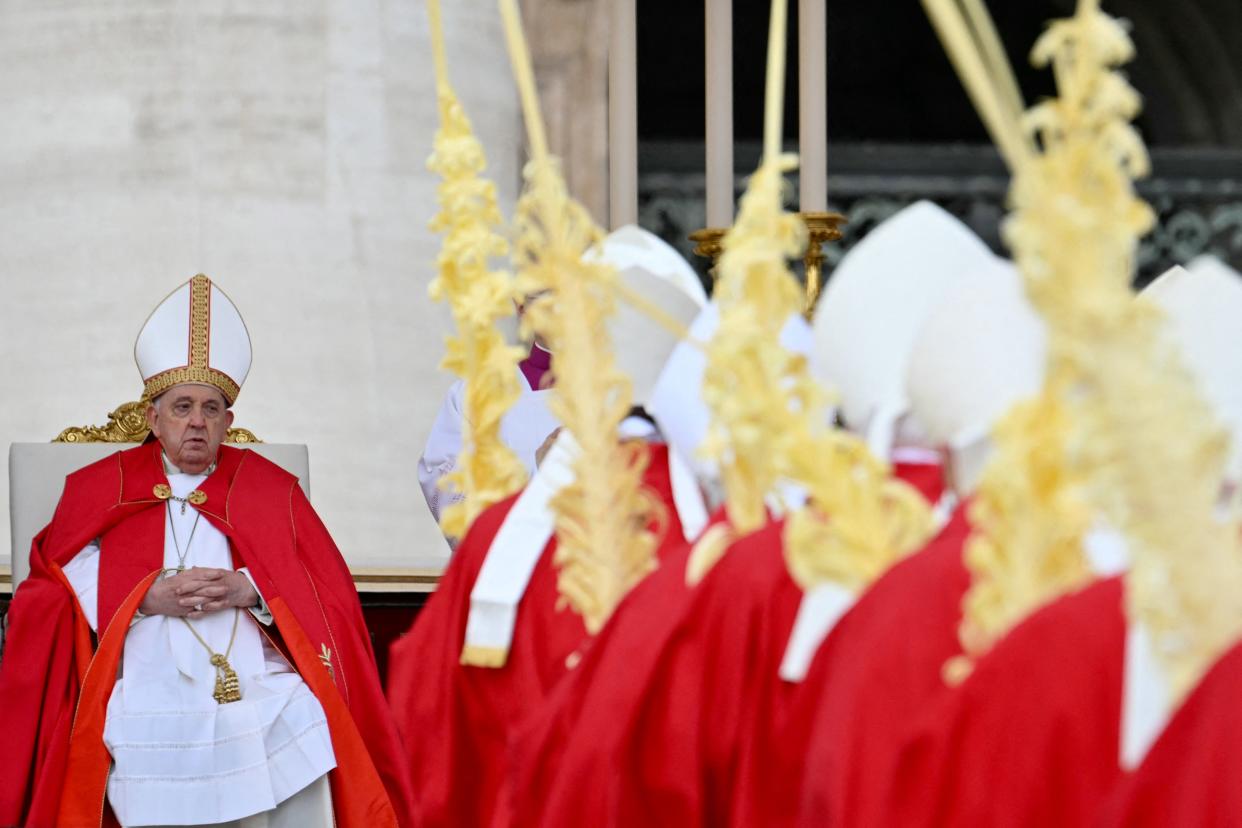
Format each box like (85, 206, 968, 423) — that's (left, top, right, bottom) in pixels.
(0, 442, 416, 828)
(504, 462, 944, 828)
(884, 576, 1126, 828)
(790, 501, 972, 827)
(1098, 640, 1242, 828)
(385, 443, 685, 828)
(500, 506, 728, 828)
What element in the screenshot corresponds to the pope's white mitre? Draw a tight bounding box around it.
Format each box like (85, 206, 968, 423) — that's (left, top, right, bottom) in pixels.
(134, 274, 252, 405)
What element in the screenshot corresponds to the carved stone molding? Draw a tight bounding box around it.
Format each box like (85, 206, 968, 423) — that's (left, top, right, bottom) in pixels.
(53, 401, 261, 444)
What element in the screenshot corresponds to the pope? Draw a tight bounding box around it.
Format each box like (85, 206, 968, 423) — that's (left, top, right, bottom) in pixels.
(0, 275, 416, 828)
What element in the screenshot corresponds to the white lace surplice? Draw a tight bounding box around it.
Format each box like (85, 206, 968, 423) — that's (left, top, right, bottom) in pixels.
(62, 471, 336, 827)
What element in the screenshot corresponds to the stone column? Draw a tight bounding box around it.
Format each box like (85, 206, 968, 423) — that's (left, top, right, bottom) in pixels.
(522, 0, 611, 221)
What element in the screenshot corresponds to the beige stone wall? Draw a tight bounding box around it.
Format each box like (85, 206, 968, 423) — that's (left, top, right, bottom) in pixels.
(522, 0, 610, 222)
(0, 0, 522, 573)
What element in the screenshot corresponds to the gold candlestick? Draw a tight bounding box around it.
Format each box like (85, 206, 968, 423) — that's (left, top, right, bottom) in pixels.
(690, 212, 845, 316)
(689, 227, 728, 266)
(800, 211, 845, 317)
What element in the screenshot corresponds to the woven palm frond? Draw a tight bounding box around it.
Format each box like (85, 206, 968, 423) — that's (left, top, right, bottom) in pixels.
(698, 0, 935, 589)
(499, 0, 661, 634)
(929, 0, 1242, 696)
(699, 157, 808, 535)
(425, 0, 528, 539)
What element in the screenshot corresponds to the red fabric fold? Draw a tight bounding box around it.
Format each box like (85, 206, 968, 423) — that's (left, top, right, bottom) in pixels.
(1098, 639, 1242, 827)
(791, 501, 973, 827)
(387, 443, 684, 828)
(502, 507, 728, 828)
(883, 576, 1126, 828)
(503, 463, 947, 828)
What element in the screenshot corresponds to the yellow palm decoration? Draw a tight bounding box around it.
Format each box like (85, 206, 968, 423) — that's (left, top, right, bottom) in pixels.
(498, 0, 661, 635)
(783, 435, 935, 593)
(699, 156, 807, 536)
(694, 0, 933, 588)
(928, 0, 1242, 698)
(425, 0, 529, 539)
(946, 383, 1094, 682)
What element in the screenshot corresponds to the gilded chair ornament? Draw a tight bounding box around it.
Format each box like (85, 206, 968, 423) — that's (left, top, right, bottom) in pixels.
(53, 400, 261, 444)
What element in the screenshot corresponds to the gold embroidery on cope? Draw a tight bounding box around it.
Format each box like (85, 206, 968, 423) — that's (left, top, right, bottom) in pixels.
(319, 644, 335, 681)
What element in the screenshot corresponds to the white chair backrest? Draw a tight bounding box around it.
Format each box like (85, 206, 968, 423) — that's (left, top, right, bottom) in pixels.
(8, 443, 310, 591)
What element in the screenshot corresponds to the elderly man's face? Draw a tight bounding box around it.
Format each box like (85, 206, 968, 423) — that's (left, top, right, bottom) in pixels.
(145, 384, 234, 474)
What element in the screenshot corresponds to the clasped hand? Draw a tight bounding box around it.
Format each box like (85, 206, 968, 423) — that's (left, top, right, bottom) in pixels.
(140, 566, 258, 620)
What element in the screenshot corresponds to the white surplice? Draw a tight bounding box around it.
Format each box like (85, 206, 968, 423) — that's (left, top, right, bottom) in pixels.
(461, 415, 710, 660)
(417, 367, 561, 528)
(62, 467, 336, 827)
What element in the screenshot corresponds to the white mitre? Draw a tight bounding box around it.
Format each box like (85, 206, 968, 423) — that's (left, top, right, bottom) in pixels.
(1125, 259, 1242, 769)
(597, 224, 709, 305)
(1141, 257, 1242, 484)
(811, 200, 996, 459)
(591, 225, 708, 405)
(134, 273, 252, 405)
(904, 255, 1046, 493)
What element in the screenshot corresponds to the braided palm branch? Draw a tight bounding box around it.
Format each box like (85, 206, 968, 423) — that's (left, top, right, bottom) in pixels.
(425, 0, 528, 538)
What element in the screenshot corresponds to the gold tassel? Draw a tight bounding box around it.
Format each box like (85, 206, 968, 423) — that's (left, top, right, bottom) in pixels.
(210, 653, 242, 704)
(182, 610, 244, 704)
